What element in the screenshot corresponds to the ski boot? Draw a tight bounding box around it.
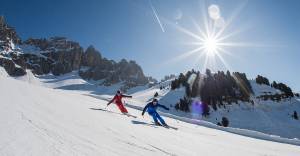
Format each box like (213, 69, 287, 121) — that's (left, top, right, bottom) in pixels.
(162, 123, 169, 128)
(155, 121, 162, 126)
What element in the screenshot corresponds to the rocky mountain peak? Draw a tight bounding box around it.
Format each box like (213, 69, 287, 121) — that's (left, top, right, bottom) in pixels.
(0, 16, 21, 51)
(81, 45, 102, 67)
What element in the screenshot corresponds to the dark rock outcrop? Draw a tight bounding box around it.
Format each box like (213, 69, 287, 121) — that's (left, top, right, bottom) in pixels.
(0, 57, 26, 76)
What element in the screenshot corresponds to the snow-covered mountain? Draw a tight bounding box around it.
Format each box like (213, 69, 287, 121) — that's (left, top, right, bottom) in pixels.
(1, 67, 300, 156)
(0, 16, 155, 91)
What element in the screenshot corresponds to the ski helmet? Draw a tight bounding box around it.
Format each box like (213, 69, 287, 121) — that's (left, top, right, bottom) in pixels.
(152, 98, 158, 102)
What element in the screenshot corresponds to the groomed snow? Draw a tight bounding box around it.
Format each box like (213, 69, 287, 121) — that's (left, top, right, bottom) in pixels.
(1, 74, 300, 156)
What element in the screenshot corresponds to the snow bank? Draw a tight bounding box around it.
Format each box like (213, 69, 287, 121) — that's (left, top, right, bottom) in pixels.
(13, 70, 42, 86)
(0, 67, 8, 77)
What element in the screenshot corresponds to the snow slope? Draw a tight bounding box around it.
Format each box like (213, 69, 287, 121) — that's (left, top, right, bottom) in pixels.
(5, 69, 300, 141)
(1, 72, 300, 155)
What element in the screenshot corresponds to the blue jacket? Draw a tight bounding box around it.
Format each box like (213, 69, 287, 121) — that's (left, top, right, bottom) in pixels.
(142, 102, 169, 115)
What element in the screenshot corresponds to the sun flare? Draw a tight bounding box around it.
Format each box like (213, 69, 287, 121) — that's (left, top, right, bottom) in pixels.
(166, 2, 253, 72)
(203, 37, 218, 56)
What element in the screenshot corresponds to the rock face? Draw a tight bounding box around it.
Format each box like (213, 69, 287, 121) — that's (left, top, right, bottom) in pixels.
(25, 37, 84, 75)
(81, 45, 102, 67)
(79, 58, 148, 86)
(0, 16, 152, 88)
(0, 16, 21, 51)
(79, 46, 149, 86)
(0, 57, 26, 76)
(0, 34, 26, 78)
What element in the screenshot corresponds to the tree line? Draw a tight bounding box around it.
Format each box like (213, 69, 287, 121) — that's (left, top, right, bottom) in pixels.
(172, 69, 253, 112)
(172, 69, 295, 115)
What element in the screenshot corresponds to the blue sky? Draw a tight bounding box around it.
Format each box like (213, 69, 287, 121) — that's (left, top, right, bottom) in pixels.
(1, 0, 299, 91)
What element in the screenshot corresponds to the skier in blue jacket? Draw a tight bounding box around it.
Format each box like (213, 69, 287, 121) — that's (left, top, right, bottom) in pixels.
(142, 99, 170, 126)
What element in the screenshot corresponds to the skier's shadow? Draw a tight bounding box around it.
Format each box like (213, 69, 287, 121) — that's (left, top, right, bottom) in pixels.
(90, 108, 106, 111)
(89, 108, 125, 116)
(131, 120, 158, 128)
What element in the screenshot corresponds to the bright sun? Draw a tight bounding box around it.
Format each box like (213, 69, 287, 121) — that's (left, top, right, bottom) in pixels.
(203, 37, 218, 56)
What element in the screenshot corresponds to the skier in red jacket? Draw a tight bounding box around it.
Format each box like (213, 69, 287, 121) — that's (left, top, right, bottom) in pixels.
(107, 90, 132, 113)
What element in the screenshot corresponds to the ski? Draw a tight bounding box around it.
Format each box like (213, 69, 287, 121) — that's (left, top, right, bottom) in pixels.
(162, 125, 178, 130)
(90, 108, 137, 118)
(123, 113, 137, 118)
(154, 125, 178, 130)
(151, 122, 178, 130)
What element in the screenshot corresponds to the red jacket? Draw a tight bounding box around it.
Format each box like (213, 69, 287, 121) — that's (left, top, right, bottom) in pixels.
(108, 94, 132, 105)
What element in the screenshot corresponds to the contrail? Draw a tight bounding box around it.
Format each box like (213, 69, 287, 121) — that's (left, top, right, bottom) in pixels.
(149, 0, 165, 32)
